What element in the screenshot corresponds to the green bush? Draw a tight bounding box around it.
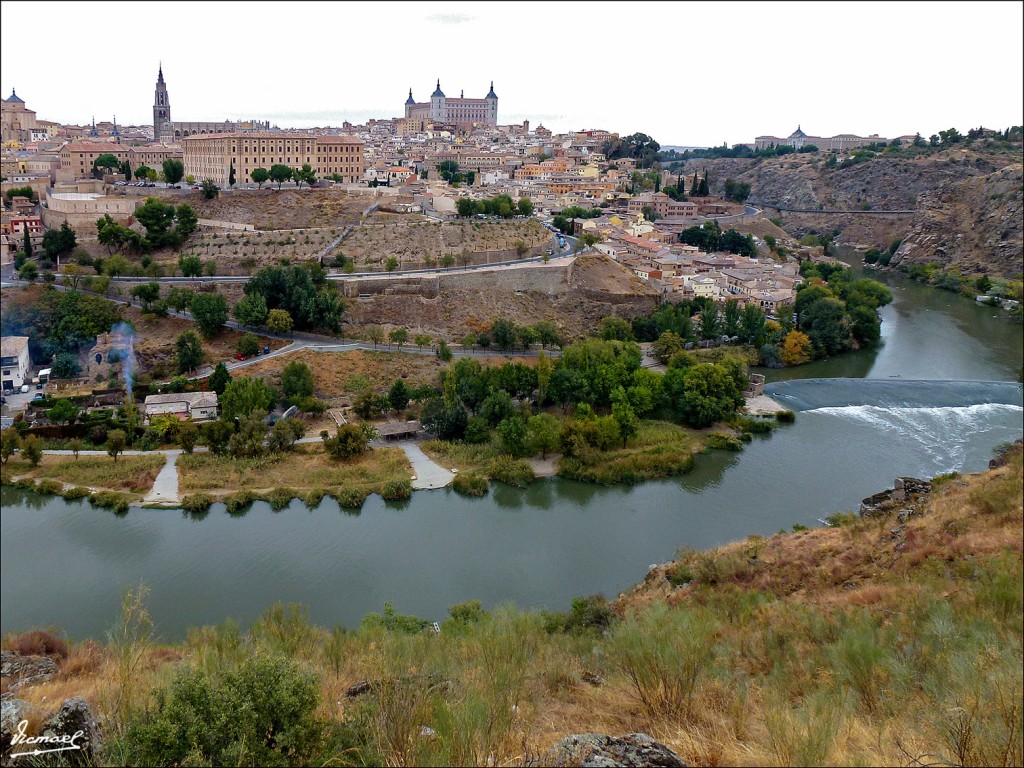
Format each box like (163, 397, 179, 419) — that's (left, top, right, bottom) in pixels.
(265, 487, 296, 511)
(734, 416, 775, 434)
(705, 432, 744, 451)
(223, 490, 255, 515)
(380, 479, 412, 501)
(333, 485, 368, 510)
(666, 563, 695, 587)
(181, 493, 214, 515)
(775, 410, 796, 423)
(59, 486, 91, 501)
(487, 455, 535, 487)
(115, 654, 328, 767)
(91, 490, 130, 514)
(452, 472, 489, 496)
(37, 479, 65, 496)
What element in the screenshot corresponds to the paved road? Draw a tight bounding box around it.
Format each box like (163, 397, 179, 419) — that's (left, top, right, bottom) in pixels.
(143, 451, 182, 504)
(398, 441, 454, 490)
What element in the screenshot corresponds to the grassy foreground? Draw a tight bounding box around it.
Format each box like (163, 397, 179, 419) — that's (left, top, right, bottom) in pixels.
(3, 445, 1020, 766)
(1, 454, 166, 497)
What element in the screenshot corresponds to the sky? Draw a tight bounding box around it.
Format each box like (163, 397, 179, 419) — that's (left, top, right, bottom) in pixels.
(2, 1, 1022, 147)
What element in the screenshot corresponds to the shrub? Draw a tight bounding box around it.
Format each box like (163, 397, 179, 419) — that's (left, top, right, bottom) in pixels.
(606, 603, 718, 719)
(734, 416, 775, 434)
(37, 479, 65, 495)
(265, 487, 296, 511)
(333, 485, 368, 510)
(91, 490, 130, 514)
(181, 493, 214, 515)
(666, 564, 694, 587)
(452, 472, 489, 496)
(223, 490, 255, 515)
(487, 455, 534, 487)
(775, 410, 796, 423)
(705, 432, 743, 451)
(116, 654, 327, 767)
(380, 479, 412, 501)
(3, 629, 69, 659)
(60, 486, 92, 501)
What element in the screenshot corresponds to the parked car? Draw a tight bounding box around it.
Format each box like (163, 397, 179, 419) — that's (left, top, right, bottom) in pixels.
(32, 393, 45, 401)
(263, 345, 270, 354)
(20, 384, 30, 393)
(235, 353, 247, 361)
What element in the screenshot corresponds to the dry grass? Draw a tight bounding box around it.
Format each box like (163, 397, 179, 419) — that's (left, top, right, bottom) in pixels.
(8, 454, 165, 493)
(177, 444, 411, 495)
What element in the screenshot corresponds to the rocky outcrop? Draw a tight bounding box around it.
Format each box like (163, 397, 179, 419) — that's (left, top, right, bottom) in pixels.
(1, 697, 100, 768)
(38, 697, 102, 766)
(860, 477, 933, 517)
(0, 651, 57, 691)
(534, 733, 686, 767)
(891, 164, 1023, 279)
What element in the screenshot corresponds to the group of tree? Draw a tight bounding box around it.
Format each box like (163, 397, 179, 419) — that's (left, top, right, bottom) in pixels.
(601, 132, 661, 168)
(242, 263, 344, 333)
(551, 206, 602, 236)
(420, 335, 748, 452)
(460, 318, 563, 352)
(41, 222, 77, 264)
(630, 298, 768, 349)
(1, 285, 122, 361)
(96, 198, 197, 254)
(679, 220, 756, 257)
(722, 178, 752, 203)
(248, 164, 318, 190)
(455, 194, 533, 219)
(4, 186, 38, 203)
(198, 375, 305, 459)
(437, 160, 472, 185)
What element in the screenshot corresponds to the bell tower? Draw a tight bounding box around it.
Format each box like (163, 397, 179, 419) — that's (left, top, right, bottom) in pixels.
(153, 63, 171, 142)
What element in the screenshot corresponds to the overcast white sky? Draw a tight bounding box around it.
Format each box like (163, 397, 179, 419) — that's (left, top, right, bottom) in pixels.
(2, 1, 1022, 146)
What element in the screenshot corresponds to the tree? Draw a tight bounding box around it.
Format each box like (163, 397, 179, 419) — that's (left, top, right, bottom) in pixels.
(47, 398, 79, 425)
(268, 418, 305, 453)
(388, 328, 408, 349)
(266, 309, 293, 335)
(282, 361, 314, 401)
(421, 395, 468, 440)
(92, 153, 121, 179)
(269, 164, 293, 189)
(490, 318, 517, 350)
(69, 438, 84, 460)
(780, 330, 812, 366)
(366, 325, 386, 349)
(414, 333, 432, 351)
(200, 179, 219, 199)
(480, 389, 515, 426)
(42, 221, 77, 263)
(221, 377, 276, 421)
(166, 286, 194, 315)
(456, 198, 478, 217)
(799, 296, 851, 357)
(698, 304, 721, 340)
(190, 293, 229, 338)
(229, 410, 269, 458)
(175, 330, 204, 374)
(51, 352, 81, 379)
(741, 303, 766, 344)
(162, 159, 185, 185)
(208, 362, 232, 395)
(723, 178, 751, 203)
(18, 261, 38, 282)
(527, 412, 560, 458)
(134, 165, 154, 181)
(177, 421, 199, 453)
(388, 379, 410, 412)
(233, 294, 269, 327)
(1, 428, 20, 465)
(250, 168, 270, 189)
(535, 350, 553, 405)
(106, 429, 127, 462)
(131, 282, 162, 311)
(293, 163, 317, 189)
(236, 332, 260, 357)
(322, 423, 370, 460)
(228, 162, 236, 188)
(203, 419, 235, 456)
(600, 316, 634, 342)
(517, 197, 534, 216)
(675, 363, 741, 428)
(179, 255, 202, 278)
(121, 161, 132, 180)
(611, 388, 639, 448)
(497, 415, 529, 457)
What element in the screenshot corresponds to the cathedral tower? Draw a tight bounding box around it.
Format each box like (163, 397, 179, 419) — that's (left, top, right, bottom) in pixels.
(153, 64, 171, 142)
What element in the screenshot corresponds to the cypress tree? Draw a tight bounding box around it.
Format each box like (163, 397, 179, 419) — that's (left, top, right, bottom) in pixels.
(24, 225, 32, 258)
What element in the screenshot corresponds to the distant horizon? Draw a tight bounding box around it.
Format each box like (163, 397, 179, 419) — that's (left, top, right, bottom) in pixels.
(2, 1, 1021, 146)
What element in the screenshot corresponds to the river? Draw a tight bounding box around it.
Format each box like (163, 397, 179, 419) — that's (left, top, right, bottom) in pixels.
(2, 262, 1022, 640)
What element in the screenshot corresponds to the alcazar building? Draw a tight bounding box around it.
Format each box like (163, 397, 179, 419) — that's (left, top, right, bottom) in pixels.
(402, 80, 498, 132)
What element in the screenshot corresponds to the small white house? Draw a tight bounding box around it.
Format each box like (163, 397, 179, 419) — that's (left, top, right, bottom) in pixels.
(1, 336, 31, 392)
(143, 391, 219, 423)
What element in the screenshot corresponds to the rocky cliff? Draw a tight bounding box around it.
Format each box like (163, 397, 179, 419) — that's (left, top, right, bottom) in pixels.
(675, 143, 1023, 278)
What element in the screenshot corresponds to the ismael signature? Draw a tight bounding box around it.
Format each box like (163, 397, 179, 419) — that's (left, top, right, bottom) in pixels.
(8, 719, 84, 759)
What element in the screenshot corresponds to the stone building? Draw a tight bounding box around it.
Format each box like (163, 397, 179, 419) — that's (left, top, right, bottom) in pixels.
(57, 142, 183, 183)
(183, 132, 364, 187)
(754, 126, 889, 152)
(152, 65, 270, 143)
(403, 81, 498, 132)
(1, 89, 39, 145)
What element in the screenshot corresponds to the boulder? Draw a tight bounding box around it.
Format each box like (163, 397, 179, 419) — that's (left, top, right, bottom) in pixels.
(38, 697, 102, 766)
(2, 699, 40, 765)
(0, 651, 57, 690)
(536, 733, 686, 767)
